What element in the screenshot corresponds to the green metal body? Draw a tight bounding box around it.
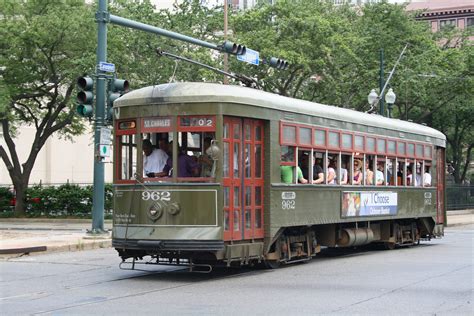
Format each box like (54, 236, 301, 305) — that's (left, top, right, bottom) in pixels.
(112, 82, 446, 263)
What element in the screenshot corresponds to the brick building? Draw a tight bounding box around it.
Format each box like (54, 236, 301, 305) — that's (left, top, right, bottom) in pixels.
(407, 0, 474, 33)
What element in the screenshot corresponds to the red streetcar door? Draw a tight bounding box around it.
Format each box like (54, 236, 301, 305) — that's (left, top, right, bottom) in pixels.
(223, 117, 265, 241)
(436, 147, 446, 224)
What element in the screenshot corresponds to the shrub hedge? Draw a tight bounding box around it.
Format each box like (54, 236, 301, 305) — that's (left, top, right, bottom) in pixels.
(0, 184, 113, 218)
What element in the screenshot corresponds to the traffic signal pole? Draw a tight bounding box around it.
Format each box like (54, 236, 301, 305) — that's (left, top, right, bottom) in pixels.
(89, 0, 257, 235)
(89, 0, 108, 234)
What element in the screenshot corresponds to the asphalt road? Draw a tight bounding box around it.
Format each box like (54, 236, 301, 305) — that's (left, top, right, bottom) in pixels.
(1, 224, 472, 315)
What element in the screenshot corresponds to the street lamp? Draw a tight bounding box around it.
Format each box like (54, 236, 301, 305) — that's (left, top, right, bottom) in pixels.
(385, 88, 396, 118)
(368, 89, 378, 108)
(367, 88, 396, 118)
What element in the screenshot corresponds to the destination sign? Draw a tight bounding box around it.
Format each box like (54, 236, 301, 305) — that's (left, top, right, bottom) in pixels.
(144, 118, 171, 129)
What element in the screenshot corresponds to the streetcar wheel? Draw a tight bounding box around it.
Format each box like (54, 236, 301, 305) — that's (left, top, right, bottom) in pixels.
(384, 242, 396, 250)
(264, 260, 281, 269)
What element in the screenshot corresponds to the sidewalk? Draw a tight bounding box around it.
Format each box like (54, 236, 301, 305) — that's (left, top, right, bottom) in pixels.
(0, 219, 112, 257)
(0, 211, 472, 258)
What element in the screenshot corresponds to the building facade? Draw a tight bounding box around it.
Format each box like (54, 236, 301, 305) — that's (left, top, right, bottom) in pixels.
(407, 0, 474, 33)
(0, 126, 113, 186)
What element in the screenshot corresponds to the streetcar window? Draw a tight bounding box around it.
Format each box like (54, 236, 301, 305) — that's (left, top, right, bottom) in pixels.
(398, 160, 407, 186)
(314, 129, 326, 147)
(255, 144, 262, 178)
(416, 144, 423, 158)
(398, 142, 406, 156)
(424, 145, 432, 159)
(423, 164, 432, 187)
(312, 151, 325, 184)
(119, 134, 137, 181)
(176, 131, 216, 179)
(224, 142, 230, 177)
(340, 154, 350, 185)
(282, 125, 296, 143)
(387, 140, 396, 155)
(377, 139, 386, 154)
(354, 135, 364, 151)
(387, 158, 396, 185)
(141, 132, 172, 180)
(299, 127, 312, 145)
(376, 159, 386, 186)
(342, 134, 352, 150)
(328, 132, 340, 148)
(366, 137, 375, 152)
(364, 156, 375, 185)
(407, 143, 415, 157)
(281, 146, 295, 164)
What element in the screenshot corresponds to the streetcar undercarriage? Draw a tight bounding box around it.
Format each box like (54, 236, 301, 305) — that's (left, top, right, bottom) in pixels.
(114, 218, 442, 271)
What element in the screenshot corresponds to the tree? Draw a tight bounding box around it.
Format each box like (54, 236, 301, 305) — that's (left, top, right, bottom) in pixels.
(0, 0, 229, 216)
(0, 1, 96, 215)
(229, 0, 472, 183)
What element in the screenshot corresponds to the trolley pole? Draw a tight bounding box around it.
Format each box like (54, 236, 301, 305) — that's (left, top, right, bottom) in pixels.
(89, 0, 108, 235)
(379, 49, 385, 116)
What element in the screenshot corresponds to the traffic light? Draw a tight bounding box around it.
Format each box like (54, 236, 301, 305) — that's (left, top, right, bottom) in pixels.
(268, 57, 289, 70)
(107, 78, 129, 122)
(76, 76, 94, 117)
(221, 41, 246, 56)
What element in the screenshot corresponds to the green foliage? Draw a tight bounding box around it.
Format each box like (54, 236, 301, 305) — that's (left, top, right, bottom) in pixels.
(0, 184, 113, 218)
(0, 187, 14, 213)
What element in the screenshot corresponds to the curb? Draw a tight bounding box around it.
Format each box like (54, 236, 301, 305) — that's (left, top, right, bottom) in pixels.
(0, 218, 113, 224)
(0, 236, 112, 258)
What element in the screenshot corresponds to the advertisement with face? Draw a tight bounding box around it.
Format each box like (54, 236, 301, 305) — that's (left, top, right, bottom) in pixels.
(342, 191, 398, 217)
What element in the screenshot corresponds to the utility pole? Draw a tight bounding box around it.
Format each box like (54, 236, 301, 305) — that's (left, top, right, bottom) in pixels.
(223, 0, 229, 84)
(88, 0, 108, 235)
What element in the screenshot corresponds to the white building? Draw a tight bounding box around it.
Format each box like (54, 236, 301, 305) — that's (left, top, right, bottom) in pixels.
(0, 126, 113, 186)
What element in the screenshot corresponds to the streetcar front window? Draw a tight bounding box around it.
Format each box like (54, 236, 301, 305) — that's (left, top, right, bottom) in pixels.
(119, 134, 137, 181)
(115, 119, 138, 183)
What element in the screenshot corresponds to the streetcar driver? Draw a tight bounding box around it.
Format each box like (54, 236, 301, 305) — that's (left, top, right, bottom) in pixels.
(143, 139, 168, 178)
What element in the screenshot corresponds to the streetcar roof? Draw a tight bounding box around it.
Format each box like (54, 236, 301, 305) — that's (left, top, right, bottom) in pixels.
(115, 82, 446, 145)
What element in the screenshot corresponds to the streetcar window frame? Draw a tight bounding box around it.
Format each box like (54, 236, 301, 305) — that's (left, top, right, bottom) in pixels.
(278, 120, 435, 188)
(115, 119, 138, 184)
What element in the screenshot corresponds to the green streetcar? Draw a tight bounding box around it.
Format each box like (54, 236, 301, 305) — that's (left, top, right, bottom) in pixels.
(112, 82, 446, 271)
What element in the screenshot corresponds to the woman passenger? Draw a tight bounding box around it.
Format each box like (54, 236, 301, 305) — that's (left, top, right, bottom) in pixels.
(327, 158, 336, 184)
(353, 160, 363, 185)
(340, 161, 348, 185)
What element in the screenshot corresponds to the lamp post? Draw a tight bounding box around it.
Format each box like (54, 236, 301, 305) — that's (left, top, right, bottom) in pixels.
(367, 88, 396, 118)
(385, 88, 396, 118)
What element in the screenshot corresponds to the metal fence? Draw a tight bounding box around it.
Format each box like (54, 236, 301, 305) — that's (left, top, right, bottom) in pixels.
(446, 184, 474, 211)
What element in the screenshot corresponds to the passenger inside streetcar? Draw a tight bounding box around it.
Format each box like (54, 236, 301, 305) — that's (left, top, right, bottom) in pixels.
(353, 159, 363, 185)
(376, 161, 385, 185)
(142, 139, 169, 178)
(364, 159, 374, 185)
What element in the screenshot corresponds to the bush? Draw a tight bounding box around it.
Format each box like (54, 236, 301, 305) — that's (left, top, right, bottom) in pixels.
(20, 184, 114, 218)
(0, 187, 14, 214)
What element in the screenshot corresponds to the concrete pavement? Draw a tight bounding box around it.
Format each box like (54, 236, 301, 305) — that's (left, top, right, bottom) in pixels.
(0, 219, 112, 257)
(1, 210, 472, 258)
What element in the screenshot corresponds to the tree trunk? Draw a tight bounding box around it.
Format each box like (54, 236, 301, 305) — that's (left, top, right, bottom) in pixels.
(13, 183, 26, 217)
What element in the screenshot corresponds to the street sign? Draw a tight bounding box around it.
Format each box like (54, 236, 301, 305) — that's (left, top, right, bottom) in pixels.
(99, 144, 111, 158)
(100, 127, 112, 145)
(237, 48, 259, 66)
(99, 62, 115, 73)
